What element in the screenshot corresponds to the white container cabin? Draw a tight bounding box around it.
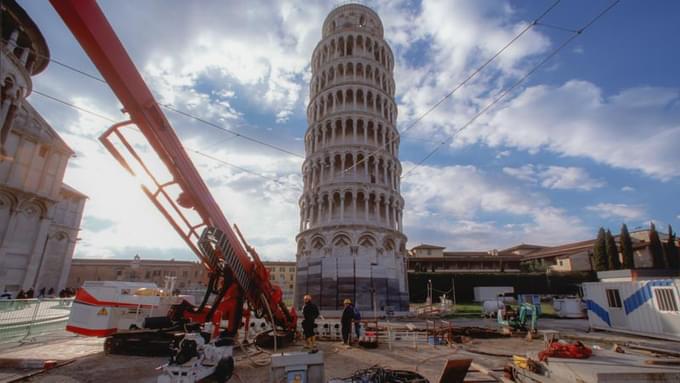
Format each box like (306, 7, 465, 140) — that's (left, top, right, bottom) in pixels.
(473, 286, 514, 302)
(582, 270, 680, 341)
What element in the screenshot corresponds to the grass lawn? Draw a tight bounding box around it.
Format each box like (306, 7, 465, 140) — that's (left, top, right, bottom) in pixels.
(434, 301, 557, 318)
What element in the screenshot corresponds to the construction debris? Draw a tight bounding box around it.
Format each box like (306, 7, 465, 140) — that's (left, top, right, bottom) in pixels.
(328, 365, 429, 383)
(537, 340, 592, 361)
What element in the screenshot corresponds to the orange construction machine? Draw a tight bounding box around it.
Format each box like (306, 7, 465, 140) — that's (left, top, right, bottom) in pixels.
(50, 1, 297, 381)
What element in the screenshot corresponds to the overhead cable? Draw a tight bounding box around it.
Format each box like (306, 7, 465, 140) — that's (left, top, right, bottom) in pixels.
(30, 90, 301, 195)
(341, 0, 562, 175)
(400, 0, 620, 179)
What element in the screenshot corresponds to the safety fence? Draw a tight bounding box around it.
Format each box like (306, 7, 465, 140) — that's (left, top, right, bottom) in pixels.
(0, 298, 74, 344)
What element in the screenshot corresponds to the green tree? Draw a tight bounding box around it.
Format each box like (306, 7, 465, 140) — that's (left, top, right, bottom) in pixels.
(649, 222, 666, 268)
(592, 227, 608, 271)
(620, 224, 635, 269)
(666, 225, 679, 269)
(606, 229, 621, 270)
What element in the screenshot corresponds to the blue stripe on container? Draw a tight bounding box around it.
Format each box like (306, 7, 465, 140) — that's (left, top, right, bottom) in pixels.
(623, 280, 673, 315)
(585, 299, 611, 327)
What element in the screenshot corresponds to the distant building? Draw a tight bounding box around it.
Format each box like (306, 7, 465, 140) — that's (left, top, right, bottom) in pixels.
(67, 256, 208, 290)
(67, 257, 297, 302)
(521, 229, 676, 272)
(0, 0, 86, 294)
(262, 260, 296, 304)
(406, 243, 533, 273)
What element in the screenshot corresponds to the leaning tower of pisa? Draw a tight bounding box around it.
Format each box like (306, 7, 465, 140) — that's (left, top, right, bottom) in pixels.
(295, 4, 409, 314)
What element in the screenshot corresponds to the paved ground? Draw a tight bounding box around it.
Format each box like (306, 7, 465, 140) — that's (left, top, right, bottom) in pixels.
(1, 318, 679, 382)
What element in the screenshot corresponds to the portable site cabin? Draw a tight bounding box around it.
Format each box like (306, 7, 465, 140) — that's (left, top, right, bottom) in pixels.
(582, 270, 680, 341)
(473, 286, 514, 302)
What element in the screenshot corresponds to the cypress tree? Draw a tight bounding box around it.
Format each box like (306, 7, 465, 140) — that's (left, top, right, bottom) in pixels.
(620, 223, 635, 269)
(606, 229, 621, 270)
(593, 227, 608, 271)
(649, 222, 666, 269)
(667, 225, 679, 269)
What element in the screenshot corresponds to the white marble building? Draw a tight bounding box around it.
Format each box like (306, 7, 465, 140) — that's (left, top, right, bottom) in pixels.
(295, 4, 409, 313)
(0, 0, 86, 294)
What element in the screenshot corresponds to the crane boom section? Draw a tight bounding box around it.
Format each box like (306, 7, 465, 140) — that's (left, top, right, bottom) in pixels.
(47, 0, 286, 317)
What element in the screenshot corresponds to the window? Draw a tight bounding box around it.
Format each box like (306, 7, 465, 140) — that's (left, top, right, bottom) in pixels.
(606, 289, 622, 308)
(427, 249, 431, 256)
(289, 267, 295, 272)
(290, 274, 294, 281)
(654, 288, 679, 312)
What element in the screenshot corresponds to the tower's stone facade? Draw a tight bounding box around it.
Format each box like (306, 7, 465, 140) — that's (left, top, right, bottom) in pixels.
(295, 4, 408, 313)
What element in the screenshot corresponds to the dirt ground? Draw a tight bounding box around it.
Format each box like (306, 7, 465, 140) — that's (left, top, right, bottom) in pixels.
(3, 318, 680, 382)
(21, 340, 506, 382)
(2, 333, 545, 382)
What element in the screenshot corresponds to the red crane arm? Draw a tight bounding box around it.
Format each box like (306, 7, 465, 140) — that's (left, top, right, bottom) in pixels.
(49, 0, 294, 331)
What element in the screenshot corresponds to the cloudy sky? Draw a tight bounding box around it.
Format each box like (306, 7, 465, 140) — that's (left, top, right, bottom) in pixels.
(19, 0, 680, 261)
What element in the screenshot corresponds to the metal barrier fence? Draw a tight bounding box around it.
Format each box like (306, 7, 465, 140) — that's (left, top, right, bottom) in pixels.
(0, 298, 74, 344)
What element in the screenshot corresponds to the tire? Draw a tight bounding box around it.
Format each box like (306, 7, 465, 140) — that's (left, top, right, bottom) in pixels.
(103, 337, 114, 354)
(213, 356, 234, 383)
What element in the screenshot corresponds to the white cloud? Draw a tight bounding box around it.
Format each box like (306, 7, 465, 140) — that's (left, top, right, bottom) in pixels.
(467, 82, 680, 180)
(495, 150, 511, 159)
(90, 0, 332, 124)
(385, 0, 552, 141)
(621, 186, 635, 192)
(27, 0, 669, 262)
(402, 163, 589, 249)
(586, 203, 646, 221)
(502, 164, 536, 182)
(538, 166, 605, 191)
(503, 164, 604, 191)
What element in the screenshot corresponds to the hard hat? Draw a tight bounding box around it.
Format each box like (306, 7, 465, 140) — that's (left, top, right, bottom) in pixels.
(344, 298, 352, 305)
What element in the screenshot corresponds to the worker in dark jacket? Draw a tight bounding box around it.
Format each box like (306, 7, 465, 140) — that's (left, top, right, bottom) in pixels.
(302, 294, 319, 351)
(341, 298, 354, 346)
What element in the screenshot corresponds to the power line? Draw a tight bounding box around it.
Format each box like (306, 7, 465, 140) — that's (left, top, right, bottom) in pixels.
(4, 37, 305, 159)
(401, 0, 620, 179)
(32, 90, 116, 123)
(30, 89, 302, 195)
(342, 0, 562, 175)
(160, 103, 304, 159)
(187, 149, 302, 192)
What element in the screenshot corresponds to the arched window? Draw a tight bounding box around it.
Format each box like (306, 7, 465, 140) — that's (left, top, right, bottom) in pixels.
(346, 89, 354, 105)
(356, 89, 364, 108)
(338, 37, 345, 56)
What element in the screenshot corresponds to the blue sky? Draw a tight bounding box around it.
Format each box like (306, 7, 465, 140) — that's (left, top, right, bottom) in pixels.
(18, 0, 680, 260)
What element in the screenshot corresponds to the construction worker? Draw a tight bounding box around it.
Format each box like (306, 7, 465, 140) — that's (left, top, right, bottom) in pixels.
(341, 298, 354, 346)
(302, 294, 319, 352)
